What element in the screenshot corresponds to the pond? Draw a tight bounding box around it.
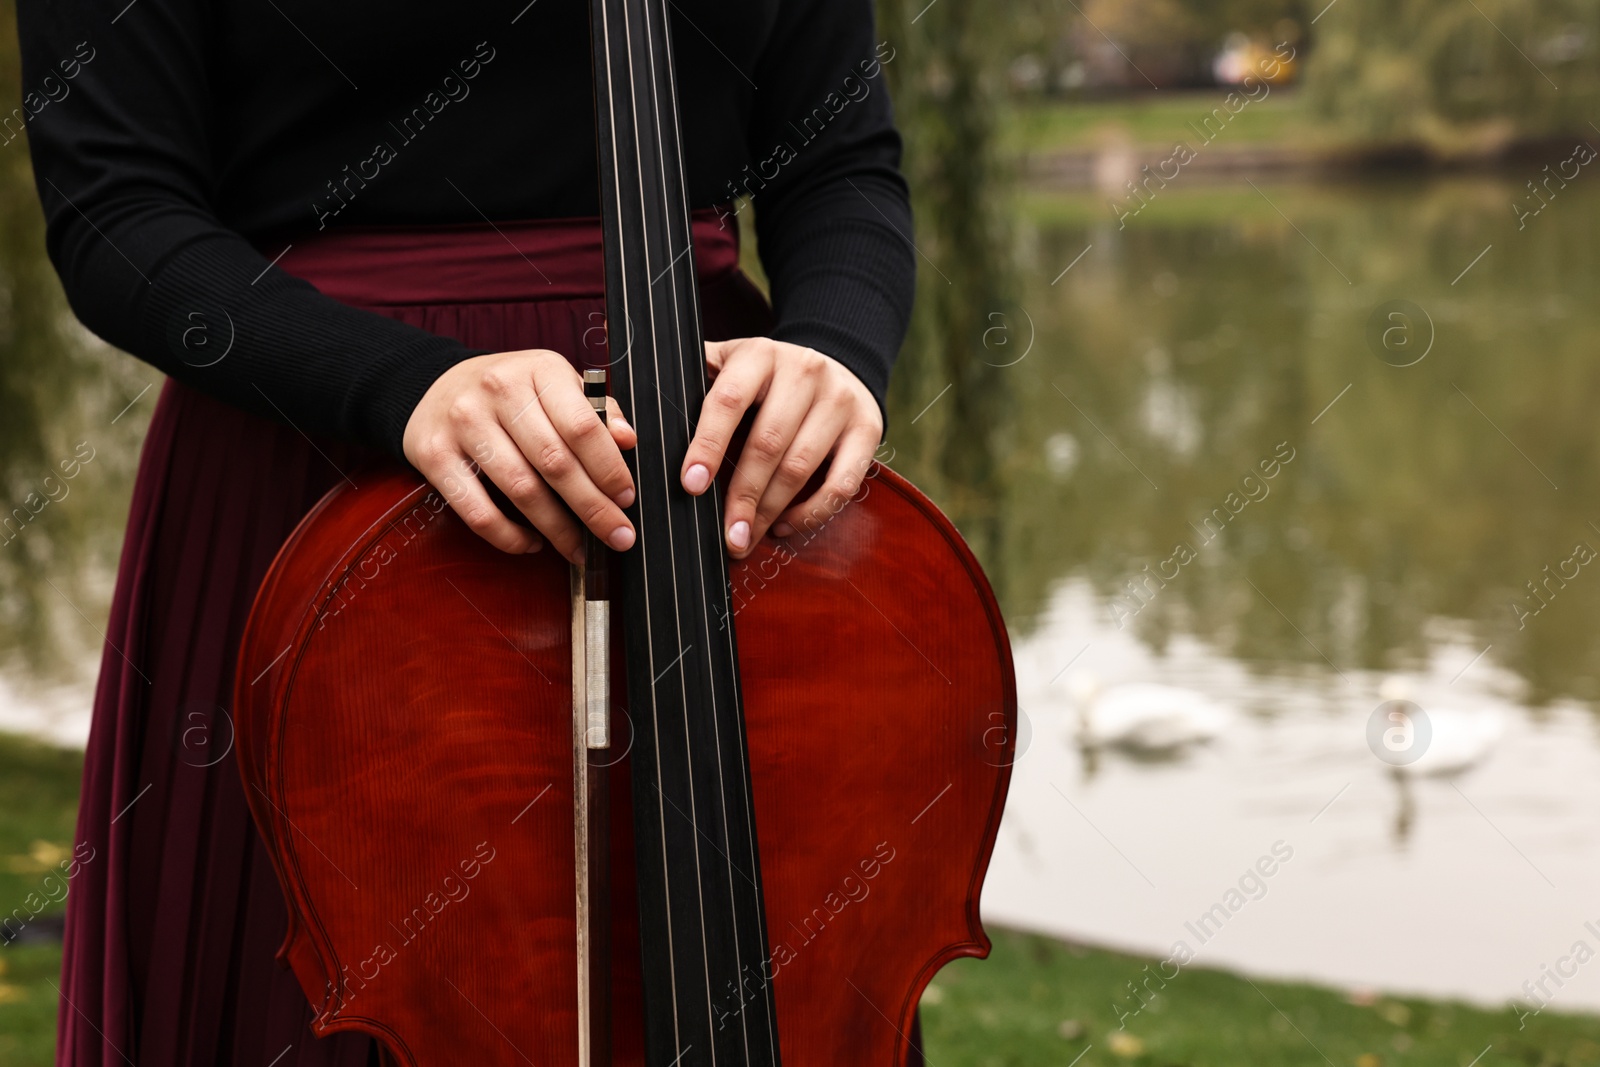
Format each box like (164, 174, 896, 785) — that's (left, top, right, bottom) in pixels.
(921, 174, 1600, 1013)
(4, 153, 1600, 1013)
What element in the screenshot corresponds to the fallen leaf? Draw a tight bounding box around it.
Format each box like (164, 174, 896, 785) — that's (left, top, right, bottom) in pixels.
(1108, 1031, 1144, 1057)
(5, 840, 70, 875)
(29, 840, 69, 868)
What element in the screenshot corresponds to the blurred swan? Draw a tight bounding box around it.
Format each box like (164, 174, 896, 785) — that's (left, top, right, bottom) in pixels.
(1376, 676, 1505, 778)
(1065, 672, 1232, 753)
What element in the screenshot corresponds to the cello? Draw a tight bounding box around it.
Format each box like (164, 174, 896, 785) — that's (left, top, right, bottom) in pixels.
(234, 0, 1015, 1061)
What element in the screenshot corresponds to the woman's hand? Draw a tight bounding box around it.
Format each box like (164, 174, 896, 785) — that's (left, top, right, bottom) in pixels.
(680, 337, 882, 559)
(404, 339, 881, 563)
(403, 349, 638, 565)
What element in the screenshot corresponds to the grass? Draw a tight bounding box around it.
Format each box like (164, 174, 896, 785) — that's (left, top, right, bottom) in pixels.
(0, 733, 82, 1067)
(922, 928, 1600, 1067)
(0, 945, 61, 1066)
(0, 735, 82, 907)
(1002, 89, 1345, 157)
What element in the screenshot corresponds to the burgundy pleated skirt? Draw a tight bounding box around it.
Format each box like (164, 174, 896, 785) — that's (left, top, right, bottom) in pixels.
(57, 212, 772, 1065)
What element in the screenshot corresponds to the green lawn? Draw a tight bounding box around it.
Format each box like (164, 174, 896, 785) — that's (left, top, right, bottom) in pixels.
(0, 734, 81, 1067)
(0, 735, 82, 906)
(1003, 89, 1346, 157)
(923, 928, 1600, 1067)
(0, 944, 61, 1065)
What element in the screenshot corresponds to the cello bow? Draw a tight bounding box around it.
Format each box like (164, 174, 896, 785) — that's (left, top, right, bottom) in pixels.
(575, 367, 616, 1067)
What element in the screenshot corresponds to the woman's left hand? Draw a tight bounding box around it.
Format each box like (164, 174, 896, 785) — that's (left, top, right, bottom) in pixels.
(679, 337, 883, 559)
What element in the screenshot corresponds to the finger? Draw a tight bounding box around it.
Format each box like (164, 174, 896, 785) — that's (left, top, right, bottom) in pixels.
(747, 400, 851, 548)
(681, 341, 772, 496)
(722, 366, 817, 556)
(473, 423, 592, 562)
(527, 359, 637, 508)
(418, 446, 541, 555)
(502, 372, 636, 554)
(773, 424, 879, 541)
(704, 338, 741, 378)
(606, 396, 637, 451)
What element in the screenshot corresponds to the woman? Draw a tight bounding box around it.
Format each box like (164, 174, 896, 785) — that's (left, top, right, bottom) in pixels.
(17, 0, 914, 1062)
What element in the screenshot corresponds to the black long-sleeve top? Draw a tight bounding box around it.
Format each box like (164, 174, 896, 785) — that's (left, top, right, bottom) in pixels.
(16, 0, 914, 461)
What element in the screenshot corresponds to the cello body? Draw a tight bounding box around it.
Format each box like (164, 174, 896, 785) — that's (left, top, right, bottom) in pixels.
(236, 461, 1015, 1065)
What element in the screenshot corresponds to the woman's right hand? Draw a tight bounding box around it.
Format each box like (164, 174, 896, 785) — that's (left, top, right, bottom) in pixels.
(402, 350, 638, 564)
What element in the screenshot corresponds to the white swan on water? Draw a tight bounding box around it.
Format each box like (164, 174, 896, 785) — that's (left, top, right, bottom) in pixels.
(1064, 672, 1232, 753)
(1376, 676, 1504, 778)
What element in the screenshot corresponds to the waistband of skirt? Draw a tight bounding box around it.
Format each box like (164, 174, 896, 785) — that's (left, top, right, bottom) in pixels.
(273, 207, 739, 307)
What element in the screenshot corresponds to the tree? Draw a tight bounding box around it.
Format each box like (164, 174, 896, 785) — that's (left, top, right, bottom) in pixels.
(1305, 0, 1600, 146)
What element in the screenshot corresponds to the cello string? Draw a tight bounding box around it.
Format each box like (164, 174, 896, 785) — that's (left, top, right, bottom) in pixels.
(640, 0, 753, 1057)
(602, 0, 685, 1052)
(621, 0, 719, 1053)
(653, 10, 778, 1053)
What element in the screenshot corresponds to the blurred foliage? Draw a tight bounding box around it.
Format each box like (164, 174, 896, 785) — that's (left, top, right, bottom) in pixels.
(1304, 0, 1600, 147)
(878, 0, 1017, 570)
(0, 0, 150, 690)
(990, 0, 1305, 92)
(1077, 0, 1305, 82)
(962, 0, 1600, 146)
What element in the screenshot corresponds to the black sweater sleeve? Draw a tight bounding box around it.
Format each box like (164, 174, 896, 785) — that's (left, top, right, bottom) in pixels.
(18, 0, 913, 460)
(17, 0, 487, 461)
(745, 4, 915, 423)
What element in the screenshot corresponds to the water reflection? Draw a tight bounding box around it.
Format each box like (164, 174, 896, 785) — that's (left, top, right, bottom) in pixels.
(903, 177, 1600, 713)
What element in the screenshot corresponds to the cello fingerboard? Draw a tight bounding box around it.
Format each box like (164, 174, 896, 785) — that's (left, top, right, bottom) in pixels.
(586, 0, 782, 1064)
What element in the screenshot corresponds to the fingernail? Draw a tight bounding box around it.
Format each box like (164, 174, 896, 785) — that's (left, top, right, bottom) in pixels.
(773, 521, 794, 537)
(525, 539, 543, 553)
(614, 415, 633, 434)
(683, 463, 711, 494)
(728, 521, 750, 551)
(615, 487, 636, 508)
(608, 526, 636, 551)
